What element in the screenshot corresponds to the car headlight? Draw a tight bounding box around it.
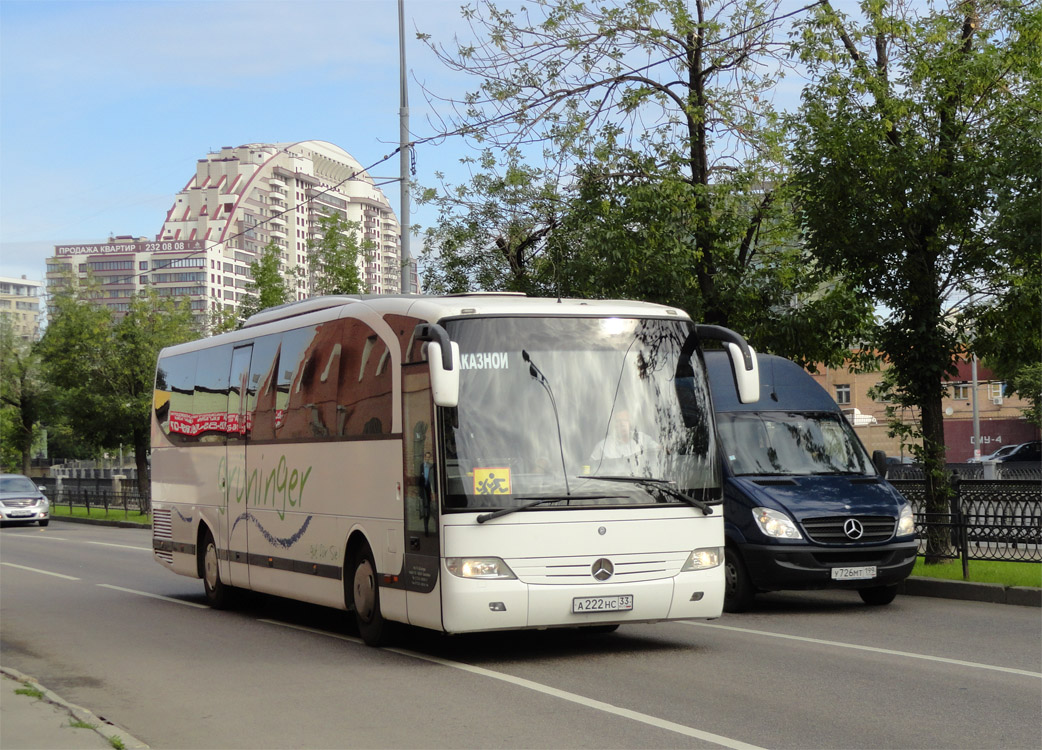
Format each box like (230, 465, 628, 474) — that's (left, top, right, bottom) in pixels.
(753, 507, 803, 539)
(896, 504, 915, 537)
(445, 557, 517, 580)
(682, 547, 722, 571)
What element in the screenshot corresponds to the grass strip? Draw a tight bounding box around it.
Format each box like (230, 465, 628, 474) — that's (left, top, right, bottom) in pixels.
(49, 505, 150, 526)
(913, 557, 1041, 588)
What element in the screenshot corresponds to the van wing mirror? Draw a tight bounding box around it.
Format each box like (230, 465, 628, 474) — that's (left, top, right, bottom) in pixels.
(694, 324, 760, 404)
(414, 323, 460, 408)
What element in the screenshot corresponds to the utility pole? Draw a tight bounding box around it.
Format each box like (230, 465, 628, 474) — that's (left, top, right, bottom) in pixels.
(398, 0, 411, 293)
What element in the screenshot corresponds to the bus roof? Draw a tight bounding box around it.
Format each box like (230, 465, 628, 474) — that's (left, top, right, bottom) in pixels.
(161, 294, 691, 357)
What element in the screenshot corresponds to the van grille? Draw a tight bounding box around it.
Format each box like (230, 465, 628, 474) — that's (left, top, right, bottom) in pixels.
(802, 516, 895, 544)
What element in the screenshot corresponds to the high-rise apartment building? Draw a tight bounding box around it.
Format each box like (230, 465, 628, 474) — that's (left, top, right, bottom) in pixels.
(0, 275, 44, 339)
(46, 141, 404, 318)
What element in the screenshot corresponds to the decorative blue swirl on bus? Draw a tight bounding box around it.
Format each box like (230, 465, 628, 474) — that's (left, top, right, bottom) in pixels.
(230, 512, 313, 550)
(174, 508, 193, 524)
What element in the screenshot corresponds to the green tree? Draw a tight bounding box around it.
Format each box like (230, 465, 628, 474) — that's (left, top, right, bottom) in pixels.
(418, 0, 874, 364)
(39, 281, 197, 494)
(238, 241, 290, 324)
(302, 212, 371, 296)
(790, 0, 1041, 558)
(0, 317, 48, 474)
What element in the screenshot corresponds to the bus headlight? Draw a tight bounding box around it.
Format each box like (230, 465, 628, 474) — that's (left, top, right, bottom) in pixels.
(753, 507, 803, 539)
(682, 547, 722, 571)
(896, 504, 915, 537)
(445, 557, 517, 580)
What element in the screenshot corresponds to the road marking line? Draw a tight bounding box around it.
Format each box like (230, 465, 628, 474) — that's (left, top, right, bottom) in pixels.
(680, 621, 1042, 679)
(87, 541, 151, 551)
(0, 562, 80, 580)
(260, 619, 765, 750)
(96, 584, 210, 609)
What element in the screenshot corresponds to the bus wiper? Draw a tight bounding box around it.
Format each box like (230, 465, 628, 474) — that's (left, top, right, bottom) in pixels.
(523, 350, 571, 497)
(476, 494, 625, 524)
(579, 476, 714, 516)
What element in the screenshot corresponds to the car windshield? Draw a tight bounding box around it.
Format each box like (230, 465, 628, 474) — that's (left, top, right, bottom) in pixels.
(0, 476, 38, 493)
(440, 316, 719, 511)
(716, 411, 873, 476)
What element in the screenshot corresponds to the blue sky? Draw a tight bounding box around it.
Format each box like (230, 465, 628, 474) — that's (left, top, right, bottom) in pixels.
(0, 0, 850, 284)
(0, 0, 483, 281)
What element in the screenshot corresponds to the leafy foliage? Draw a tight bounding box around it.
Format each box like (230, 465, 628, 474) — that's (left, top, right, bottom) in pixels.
(790, 0, 1041, 555)
(417, 0, 873, 365)
(237, 241, 290, 324)
(301, 212, 371, 296)
(37, 280, 196, 492)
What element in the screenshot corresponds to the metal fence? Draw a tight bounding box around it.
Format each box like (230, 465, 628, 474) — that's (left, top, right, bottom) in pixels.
(890, 478, 1042, 564)
(39, 477, 151, 517)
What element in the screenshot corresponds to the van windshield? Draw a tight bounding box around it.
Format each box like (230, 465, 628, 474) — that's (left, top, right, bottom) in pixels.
(716, 411, 873, 476)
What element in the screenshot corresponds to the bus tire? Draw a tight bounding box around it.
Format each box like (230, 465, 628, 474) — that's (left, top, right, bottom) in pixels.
(350, 543, 389, 646)
(858, 584, 898, 606)
(201, 528, 230, 609)
(724, 546, 755, 613)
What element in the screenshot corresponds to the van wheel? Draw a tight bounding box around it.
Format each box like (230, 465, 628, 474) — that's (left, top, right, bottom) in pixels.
(724, 547, 755, 613)
(38, 519, 49, 527)
(201, 528, 230, 609)
(350, 543, 389, 646)
(859, 584, 899, 606)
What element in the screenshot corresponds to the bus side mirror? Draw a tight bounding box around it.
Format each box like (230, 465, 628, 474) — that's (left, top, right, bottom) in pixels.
(727, 343, 760, 404)
(428, 340, 460, 408)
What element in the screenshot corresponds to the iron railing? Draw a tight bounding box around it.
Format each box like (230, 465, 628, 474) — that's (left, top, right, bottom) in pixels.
(890, 479, 1042, 564)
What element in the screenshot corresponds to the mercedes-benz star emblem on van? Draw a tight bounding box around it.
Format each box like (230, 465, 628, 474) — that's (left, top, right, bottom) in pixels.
(843, 518, 865, 540)
(591, 558, 614, 581)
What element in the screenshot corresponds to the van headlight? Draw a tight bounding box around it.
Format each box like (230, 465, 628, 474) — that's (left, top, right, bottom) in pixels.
(445, 557, 517, 579)
(753, 507, 803, 539)
(896, 504, 915, 537)
(682, 547, 722, 571)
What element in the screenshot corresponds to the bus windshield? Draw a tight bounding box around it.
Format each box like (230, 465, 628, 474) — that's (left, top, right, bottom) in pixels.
(716, 411, 873, 476)
(440, 316, 719, 510)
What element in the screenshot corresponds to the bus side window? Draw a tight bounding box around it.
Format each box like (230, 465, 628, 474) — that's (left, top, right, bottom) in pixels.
(157, 351, 198, 444)
(338, 319, 392, 436)
(281, 322, 341, 439)
(195, 345, 232, 444)
(249, 335, 281, 442)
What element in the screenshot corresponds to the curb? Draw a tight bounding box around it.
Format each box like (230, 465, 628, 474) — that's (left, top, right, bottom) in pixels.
(48, 514, 150, 529)
(900, 576, 1041, 607)
(1, 666, 150, 749)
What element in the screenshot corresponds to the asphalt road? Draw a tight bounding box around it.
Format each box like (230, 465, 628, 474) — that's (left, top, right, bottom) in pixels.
(1, 520, 1039, 749)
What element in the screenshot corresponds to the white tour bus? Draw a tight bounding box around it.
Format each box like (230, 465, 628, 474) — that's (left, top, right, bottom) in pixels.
(151, 294, 759, 644)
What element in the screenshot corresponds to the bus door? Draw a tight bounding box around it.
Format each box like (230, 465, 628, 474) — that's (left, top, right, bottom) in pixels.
(225, 344, 253, 589)
(402, 362, 442, 628)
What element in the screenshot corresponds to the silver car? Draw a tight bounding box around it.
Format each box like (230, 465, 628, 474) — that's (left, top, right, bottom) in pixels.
(0, 474, 50, 527)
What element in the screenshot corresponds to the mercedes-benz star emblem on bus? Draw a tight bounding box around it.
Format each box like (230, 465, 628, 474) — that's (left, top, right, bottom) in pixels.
(591, 559, 614, 581)
(843, 518, 865, 540)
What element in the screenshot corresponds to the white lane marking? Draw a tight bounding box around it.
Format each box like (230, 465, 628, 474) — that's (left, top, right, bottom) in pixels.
(7, 535, 148, 552)
(96, 584, 210, 609)
(86, 541, 151, 551)
(1, 562, 80, 580)
(260, 619, 765, 750)
(681, 621, 1042, 679)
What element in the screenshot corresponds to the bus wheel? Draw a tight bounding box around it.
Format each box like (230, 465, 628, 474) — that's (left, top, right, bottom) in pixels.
(350, 544, 388, 646)
(724, 547, 755, 613)
(858, 584, 898, 606)
(201, 528, 230, 609)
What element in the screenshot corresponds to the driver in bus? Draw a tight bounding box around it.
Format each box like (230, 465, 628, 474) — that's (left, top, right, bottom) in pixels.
(589, 409, 661, 476)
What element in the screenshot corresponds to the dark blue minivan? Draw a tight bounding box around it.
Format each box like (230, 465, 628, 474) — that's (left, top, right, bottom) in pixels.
(704, 351, 917, 612)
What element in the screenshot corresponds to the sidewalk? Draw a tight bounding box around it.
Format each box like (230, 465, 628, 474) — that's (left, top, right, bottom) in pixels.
(0, 667, 148, 750)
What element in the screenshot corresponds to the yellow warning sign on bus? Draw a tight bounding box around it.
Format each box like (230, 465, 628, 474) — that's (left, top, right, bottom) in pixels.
(473, 467, 511, 495)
